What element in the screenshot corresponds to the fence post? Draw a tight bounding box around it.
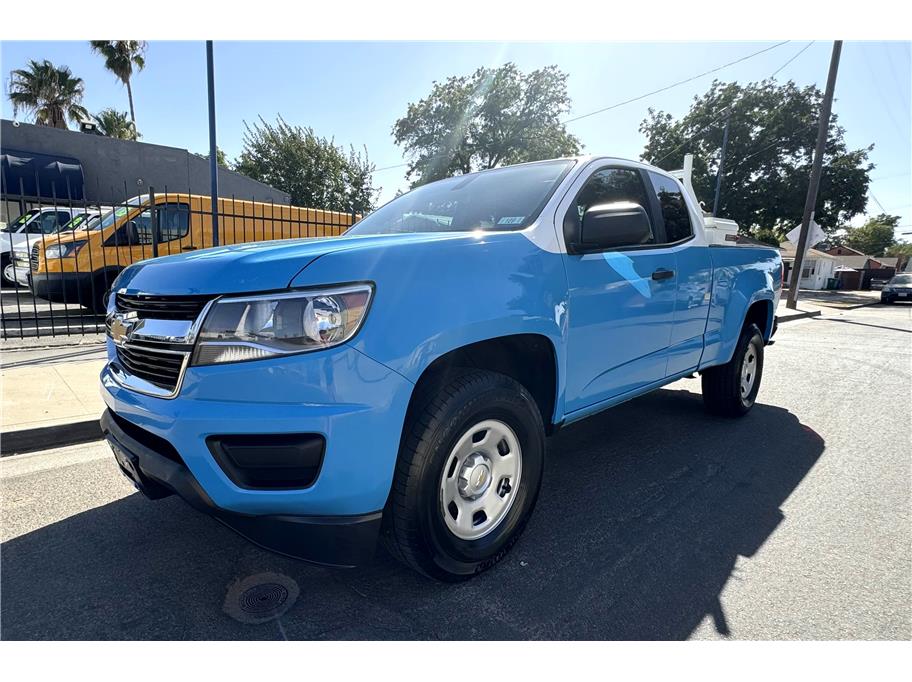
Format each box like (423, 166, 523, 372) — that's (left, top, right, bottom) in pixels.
(149, 186, 159, 258)
(206, 40, 220, 247)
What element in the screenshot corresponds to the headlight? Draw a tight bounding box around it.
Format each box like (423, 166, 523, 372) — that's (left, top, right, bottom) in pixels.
(44, 241, 86, 259)
(192, 284, 373, 365)
(882, 286, 893, 293)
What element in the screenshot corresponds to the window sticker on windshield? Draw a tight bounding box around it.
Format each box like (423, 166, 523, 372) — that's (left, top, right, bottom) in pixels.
(497, 216, 525, 225)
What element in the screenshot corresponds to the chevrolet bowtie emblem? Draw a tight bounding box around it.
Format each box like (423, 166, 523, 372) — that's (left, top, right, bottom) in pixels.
(108, 312, 138, 346)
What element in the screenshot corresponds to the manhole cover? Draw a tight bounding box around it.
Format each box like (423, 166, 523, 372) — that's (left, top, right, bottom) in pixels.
(223, 572, 300, 625)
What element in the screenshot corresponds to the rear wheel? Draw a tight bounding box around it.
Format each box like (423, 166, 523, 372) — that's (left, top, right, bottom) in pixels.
(701, 323, 764, 417)
(384, 369, 545, 581)
(0, 253, 13, 287)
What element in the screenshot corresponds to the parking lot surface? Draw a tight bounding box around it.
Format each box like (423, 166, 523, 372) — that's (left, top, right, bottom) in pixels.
(1, 303, 909, 640)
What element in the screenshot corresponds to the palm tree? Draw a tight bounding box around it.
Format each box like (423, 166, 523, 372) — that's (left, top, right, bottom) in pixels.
(89, 40, 147, 127)
(93, 108, 139, 140)
(8, 59, 89, 129)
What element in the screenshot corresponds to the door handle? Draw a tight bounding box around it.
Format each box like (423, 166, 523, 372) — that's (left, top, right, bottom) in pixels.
(652, 268, 675, 281)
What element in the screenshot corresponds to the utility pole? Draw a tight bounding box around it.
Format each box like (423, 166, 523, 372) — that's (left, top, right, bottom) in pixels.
(787, 40, 842, 309)
(712, 109, 731, 216)
(206, 40, 220, 247)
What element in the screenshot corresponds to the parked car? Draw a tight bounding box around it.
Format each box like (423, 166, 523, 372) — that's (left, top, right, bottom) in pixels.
(880, 273, 912, 303)
(29, 194, 354, 312)
(2, 209, 108, 287)
(99, 156, 782, 580)
(1, 206, 91, 285)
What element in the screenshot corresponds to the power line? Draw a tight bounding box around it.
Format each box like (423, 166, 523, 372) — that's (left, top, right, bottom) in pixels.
(869, 192, 887, 213)
(652, 41, 831, 169)
(771, 41, 815, 78)
(562, 41, 791, 125)
(373, 162, 409, 173)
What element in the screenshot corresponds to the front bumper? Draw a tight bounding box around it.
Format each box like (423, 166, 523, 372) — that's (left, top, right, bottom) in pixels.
(3, 262, 30, 287)
(101, 409, 381, 567)
(31, 270, 93, 303)
(100, 342, 414, 562)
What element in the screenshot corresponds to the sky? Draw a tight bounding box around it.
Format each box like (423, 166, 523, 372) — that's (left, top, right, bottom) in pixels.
(2, 40, 910, 239)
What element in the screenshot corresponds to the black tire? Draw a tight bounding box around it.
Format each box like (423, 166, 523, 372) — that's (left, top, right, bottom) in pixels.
(384, 369, 545, 581)
(701, 323, 764, 417)
(0, 252, 12, 288)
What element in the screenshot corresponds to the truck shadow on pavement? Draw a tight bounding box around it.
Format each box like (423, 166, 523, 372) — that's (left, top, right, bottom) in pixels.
(1, 386, 825, 640)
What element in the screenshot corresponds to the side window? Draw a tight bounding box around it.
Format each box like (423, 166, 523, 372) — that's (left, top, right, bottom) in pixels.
(647, 171, 693, 243)
(133, 209, 155, 244)
(24, 217, 44, 234)
(157, 203, 190, 243)
(564, 167, 654, 248)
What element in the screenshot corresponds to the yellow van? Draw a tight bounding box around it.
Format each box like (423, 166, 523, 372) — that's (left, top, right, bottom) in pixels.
(30, 193, 356, 312)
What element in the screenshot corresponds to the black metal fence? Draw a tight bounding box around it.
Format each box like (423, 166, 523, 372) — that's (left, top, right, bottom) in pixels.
(1, 176, 358, 340)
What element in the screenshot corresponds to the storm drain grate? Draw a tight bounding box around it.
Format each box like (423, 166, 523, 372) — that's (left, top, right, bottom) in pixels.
(223, 572, 300, 625)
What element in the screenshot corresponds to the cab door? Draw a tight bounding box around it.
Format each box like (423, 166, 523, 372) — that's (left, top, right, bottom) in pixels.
(560, 165, 677, 414)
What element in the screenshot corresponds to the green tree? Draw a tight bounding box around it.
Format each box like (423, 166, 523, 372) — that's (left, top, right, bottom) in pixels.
(393, 63, 582, 186)
(8, 59, 89, 129)
(93, 108, 138, 140)
(843, 214, 899, 256)
(639, 79, 873, 238)
(235, 115, 376, 212)
(885, 241, 912, 270)
(89, 40, 146, 127)
(195, 147, 230, 169)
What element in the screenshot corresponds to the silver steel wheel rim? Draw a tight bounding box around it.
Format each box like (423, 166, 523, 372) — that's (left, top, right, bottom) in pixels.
(740, 340, 759, 399)
(439, 419, 523, 541)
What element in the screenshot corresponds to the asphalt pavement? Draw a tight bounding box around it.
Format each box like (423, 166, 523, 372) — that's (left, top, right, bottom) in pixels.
(1, 303, 909, 640)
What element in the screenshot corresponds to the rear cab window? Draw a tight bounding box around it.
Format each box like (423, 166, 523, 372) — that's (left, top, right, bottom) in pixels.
(647, 171, 693, 244)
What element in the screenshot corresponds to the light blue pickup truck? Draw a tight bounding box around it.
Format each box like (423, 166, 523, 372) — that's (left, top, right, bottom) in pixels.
(100, 156, 781, 580)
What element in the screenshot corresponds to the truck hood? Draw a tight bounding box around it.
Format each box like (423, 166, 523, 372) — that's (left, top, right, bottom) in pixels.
(114, 232, 476, 295)
(0, 231, 25, 254)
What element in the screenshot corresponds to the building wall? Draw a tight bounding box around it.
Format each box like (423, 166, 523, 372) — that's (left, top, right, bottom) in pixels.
(1, 120, 290, 211)
(784, 257, 836, 289)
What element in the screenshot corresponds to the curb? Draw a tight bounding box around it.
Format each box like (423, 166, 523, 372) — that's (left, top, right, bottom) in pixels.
(778, 310, 822, 323)
(1, 419, 102, 457)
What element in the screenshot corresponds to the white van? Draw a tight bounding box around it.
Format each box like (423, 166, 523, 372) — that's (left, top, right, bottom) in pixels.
(1, 207, 105, 285)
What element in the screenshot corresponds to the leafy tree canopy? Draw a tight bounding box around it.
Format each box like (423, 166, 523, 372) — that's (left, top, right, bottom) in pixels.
(8, 59, 89, 129)
(884, 241, 912, 258)
(393, 63, 582, 187)
(195, 147, 230, 169)
(93, 108, 138, 140)
(842, 213, 899, 256)
(235, 116, 376, 213)
(640, 79, 874, 239)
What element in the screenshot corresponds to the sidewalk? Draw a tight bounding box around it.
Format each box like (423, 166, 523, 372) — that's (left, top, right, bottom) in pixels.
(1, 344, 106, 454)
(776, 288, 881, 322)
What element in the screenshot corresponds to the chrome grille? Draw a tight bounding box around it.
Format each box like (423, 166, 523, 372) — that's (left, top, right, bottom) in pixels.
(115, 343, 188, 392)
(116, 293, 213, 321)
(30, 243, 40, 272)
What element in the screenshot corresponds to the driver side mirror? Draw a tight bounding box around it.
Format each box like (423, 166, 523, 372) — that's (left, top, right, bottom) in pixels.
(574, 202, 653, 253)
(123, 221, 141, 246)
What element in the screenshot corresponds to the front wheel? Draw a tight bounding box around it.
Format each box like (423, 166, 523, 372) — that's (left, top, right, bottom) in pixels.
(701, 323, 765, 417)
(384, 369, 545, 581)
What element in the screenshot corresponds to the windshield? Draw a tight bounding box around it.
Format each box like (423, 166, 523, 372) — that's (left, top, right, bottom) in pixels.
(890, 274, 912, 285)
(1, 210, 39, 233)
(90, 205, 132, 231)
(60, 213, 92, 231)
(348, 160, 575, 235)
